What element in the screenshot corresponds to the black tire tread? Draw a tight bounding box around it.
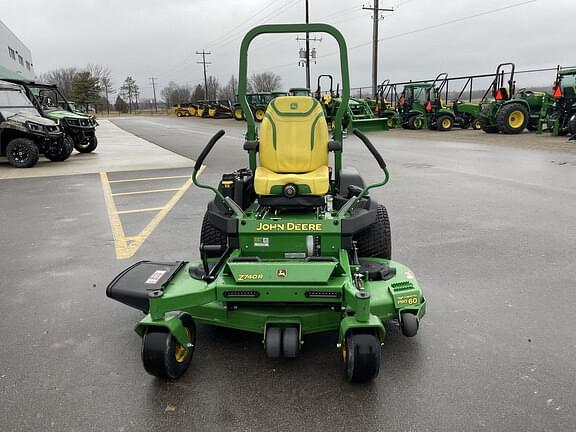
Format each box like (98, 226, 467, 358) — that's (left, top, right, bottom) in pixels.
(200, 211, 227, 257)
(6, 138, 39, 168)
(355, 204, 391, 259)
(496, 103, 529, 134)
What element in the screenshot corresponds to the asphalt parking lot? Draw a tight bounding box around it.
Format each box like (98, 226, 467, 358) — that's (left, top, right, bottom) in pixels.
(1, 116, 575, 431)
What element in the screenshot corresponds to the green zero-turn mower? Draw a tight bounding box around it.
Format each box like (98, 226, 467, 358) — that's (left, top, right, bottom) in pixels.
(107, 23, 426, 383)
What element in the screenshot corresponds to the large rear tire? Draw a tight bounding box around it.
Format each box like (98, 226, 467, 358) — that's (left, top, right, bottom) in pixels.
(354, 204, 391, 259)
(436, 115, 453, 132)
(6, 138, 39, 168)
(200, 211, 227, 257)
(408, 115, 423, 130)
(496, 103, 529, 134)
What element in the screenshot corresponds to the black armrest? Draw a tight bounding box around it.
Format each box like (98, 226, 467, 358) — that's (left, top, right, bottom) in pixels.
(243, 140, 259, 151)
(328, 140, 342, 151)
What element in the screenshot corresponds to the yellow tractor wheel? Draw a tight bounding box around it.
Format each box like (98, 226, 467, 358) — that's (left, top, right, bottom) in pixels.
(254, 108, 265, 122)
(234, 107, 244, 121)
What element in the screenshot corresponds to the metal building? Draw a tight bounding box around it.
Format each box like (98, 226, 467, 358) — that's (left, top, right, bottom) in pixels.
(0, 19, 35, 80)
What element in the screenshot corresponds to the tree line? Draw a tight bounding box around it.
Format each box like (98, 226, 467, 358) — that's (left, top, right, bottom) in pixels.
(39, 66, 282, 113)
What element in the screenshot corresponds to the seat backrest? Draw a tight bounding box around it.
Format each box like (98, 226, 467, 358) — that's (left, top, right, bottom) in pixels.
(259, 96, 329, 173)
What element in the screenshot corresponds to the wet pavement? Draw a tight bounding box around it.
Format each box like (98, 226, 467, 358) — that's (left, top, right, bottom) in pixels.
(1, 115, 575, 431)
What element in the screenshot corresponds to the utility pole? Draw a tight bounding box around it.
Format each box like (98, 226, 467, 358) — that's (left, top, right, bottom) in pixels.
(363, 1, 394, 98)
(196, 50, 212, 100)
(149, 77, 158, 112)
(305, 0, 310, 89)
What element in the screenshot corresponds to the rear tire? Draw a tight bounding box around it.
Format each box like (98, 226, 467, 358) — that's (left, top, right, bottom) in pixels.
(496, 103, 529, 134)
(6, 138, 39, 168)
(355, 204, 391, 259)
(436, 115, 453, 131)
(200, 211, 227, 257)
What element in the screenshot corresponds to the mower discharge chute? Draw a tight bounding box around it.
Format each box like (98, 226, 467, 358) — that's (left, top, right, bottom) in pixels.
(107, 23, 426, 383)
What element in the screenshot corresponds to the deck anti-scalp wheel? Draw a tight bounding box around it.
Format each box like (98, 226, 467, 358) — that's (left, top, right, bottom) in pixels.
(282, 327, 300, 358)
(141, 313, 196, 379)
(400, 312, 419, 337)
(342, 333, 381, 382)
(265, 326, 282, 358)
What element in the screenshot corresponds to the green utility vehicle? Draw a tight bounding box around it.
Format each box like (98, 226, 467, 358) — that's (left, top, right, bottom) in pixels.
(5, 79, 98, 153)
(478, 63, 545, 134)
(0, 80, 70, 168)
(107, 23, 426, 383)
(398, 73, 459, 131)
(537, 66, 576, 136)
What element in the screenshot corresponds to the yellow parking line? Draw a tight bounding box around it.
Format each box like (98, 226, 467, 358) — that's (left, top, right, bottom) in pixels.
(115, 207, 165, 215)
(100, 172, 129, 257)
(108, 175, 191, 183)
(111, 188, 180, 197)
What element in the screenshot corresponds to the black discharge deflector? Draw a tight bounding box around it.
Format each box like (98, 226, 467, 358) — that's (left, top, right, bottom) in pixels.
(106, 261, 185, 313)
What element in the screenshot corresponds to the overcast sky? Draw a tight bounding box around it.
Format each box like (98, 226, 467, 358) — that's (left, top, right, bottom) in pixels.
(2, 0, 575, 99)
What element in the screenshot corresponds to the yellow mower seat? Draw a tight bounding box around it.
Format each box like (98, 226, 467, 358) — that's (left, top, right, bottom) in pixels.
(254, 96, 330, 196)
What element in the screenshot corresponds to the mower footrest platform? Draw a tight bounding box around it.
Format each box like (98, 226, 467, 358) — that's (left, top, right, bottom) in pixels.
(106, 261, 186, 313)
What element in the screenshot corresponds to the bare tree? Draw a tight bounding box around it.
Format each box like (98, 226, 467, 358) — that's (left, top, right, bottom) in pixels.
(218, 75, 238, 102)
(39, 67, 78, 98)
(100, 75, 115, 115)
(120, 76, 140, 114)
(160, 81, 193, 106)
(206, 76, 220, 101)
(249, 72, 282, 92)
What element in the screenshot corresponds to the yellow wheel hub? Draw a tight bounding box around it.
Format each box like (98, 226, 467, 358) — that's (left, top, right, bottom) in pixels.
(255, 110, 265, 121)
(174, 329, 190, 363)
(234, 108, 242, 118)
(508, 110, 525, 129)
(442, 118, 451, 129)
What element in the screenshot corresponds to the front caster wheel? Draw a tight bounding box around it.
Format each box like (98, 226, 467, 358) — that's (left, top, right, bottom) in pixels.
(141, 313, 196, 379)
(343, 333, 381, 382)
(265, 326, 282, 358)
(282, 327, 300, 358)
(401, 312, 419, 337)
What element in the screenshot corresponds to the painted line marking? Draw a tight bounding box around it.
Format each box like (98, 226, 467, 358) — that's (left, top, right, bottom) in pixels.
(111, 188, 181, 197)
(108, 175, 190, 183)
(100, 171, 194, 260)
(115, 207, 165, 215)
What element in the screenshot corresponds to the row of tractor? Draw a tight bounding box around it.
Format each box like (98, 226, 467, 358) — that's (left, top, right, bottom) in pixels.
(374, 63, 576, 137)
(174, 63, 576, 140)
(0, 78, 98, 168)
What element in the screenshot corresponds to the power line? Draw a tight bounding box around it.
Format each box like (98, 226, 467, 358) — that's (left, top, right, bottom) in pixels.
(196, 50, 212, 100)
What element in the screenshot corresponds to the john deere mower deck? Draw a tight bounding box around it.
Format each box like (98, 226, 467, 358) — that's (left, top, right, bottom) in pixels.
(107, 23, 425, 383)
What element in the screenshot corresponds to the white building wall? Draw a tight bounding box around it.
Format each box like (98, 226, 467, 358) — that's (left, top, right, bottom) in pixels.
(0, 19, 35, 80)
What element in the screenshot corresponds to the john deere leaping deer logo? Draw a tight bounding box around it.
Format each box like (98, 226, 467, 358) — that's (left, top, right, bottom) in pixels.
(277, 268, 288, 278)
(290, 102, 298, 110)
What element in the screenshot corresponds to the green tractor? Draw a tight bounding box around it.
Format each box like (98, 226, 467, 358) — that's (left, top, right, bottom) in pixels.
(398, 73, 458, 131)
(233, 93, 272, 122)
(537, 66, 576, 136)
(374, 79, 400, 128)
(5, 79, 99, 153)
(107, 23, 425, 383)
(478, 63, 545, 134)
